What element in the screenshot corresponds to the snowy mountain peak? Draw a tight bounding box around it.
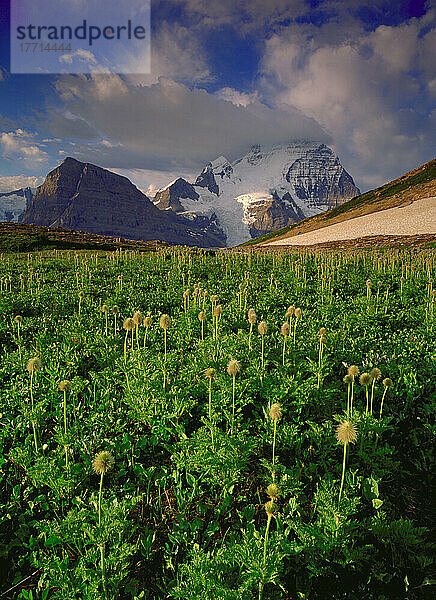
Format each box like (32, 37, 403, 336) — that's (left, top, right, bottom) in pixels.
(155, 141, 360, 247)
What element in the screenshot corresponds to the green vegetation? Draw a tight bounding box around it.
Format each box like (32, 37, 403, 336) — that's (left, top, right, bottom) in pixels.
(0, 248, 435, 599)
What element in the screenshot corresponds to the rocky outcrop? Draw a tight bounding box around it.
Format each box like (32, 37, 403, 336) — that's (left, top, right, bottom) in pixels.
(22, 158, 225, 247)
(154, 178, 199, 211)
(194, 163, 219, 195)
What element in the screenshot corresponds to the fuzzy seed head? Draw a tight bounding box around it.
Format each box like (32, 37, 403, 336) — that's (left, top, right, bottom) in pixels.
(198, 311, 206, 322)
(265, 500, 278, 517)
(123, 317, 134, 331)
(159, 314, 170, 330)
(266, 483, 281, 499)
(281, 322, 290, 337)
(132, 311, 143, 326)
(58, 380, 71, 392)
(111, 305, 120, 315)
(14, 315, 23, 324)
(248, 309, 257, 324)
(319, 327, 327, 336)
(366, 279, 372, 288)
(78, 291, 84, 299)
(227, 359, 241, 376)
(258, 321, 268, 336)
(213, 304, 223, 317)
(336, 421, 358, 445)
(285, 306, 295, 318)
(343, 374, 352, 385)
(144, 316, 152, 327)
(204, 367, 216, 379)
(27, 357, 42, 373)
(269, 403, 282, 421)
(383, 378, 393, 388)
(348, 365, 360, 377)
(359, 372, 372, 386)
(370, 367, 382, 381)
(92, 450, 114, 476)
(102, 304, 109, 314)
(295, 307, 302, 319)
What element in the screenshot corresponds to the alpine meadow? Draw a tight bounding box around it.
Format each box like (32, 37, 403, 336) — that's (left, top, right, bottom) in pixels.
(0, 247, 434, 599)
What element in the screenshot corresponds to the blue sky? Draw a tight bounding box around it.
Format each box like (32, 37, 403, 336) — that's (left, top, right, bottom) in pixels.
(0, 0, 434, 195)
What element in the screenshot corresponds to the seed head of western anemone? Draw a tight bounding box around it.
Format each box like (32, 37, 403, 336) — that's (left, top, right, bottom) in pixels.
(359, 372, 371, 386)
(102, 304, 109, 314)
(295, 307, 302, 318)
(383, 378, 393, 388)
(348, 365, 360, 377)
(14, 315, 23, 324)
(111, 305, 120, 315)
(78, 291, 84, 299)
(366, 279, 372, 288)
(265, 500, 278, 517)
(258, 321, 268, 336)
(343, 374, 352, 385)
(319, 327, 327, 336)
(281, 322, 290, 337)
(285, 306, 295, 318)
(159, 314, 170, 330)
(27, 357, 42, 373)
(204, 367, 216, 379)
(269, 403, 282, 421)
(133, 311, 143, 325)
(248, 309, 257, 324)
(92, 450, 115, 476)
(58, 380, 72, 392)
(370, 367, 382, 381)
(144, 316, 152, 327)
(336, 421, 358, 445)
(266, 483, 281, 499)
(227, 359, 241, 376)
(213, 305, 223, 317)
(198, 311, 206, 322)
(123, 317, 134, 331)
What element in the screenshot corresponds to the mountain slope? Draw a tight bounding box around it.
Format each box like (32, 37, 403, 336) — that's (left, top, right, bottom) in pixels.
(22, 158, 225, 247)
(247, 158, 436, 246)
(154, 142, 360, 246)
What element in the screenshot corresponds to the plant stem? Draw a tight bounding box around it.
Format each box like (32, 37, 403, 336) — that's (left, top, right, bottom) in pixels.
(338, 443, 347, 504)
(272, 419, 277, 480)
(98, 472, 104, 527)
(379, 388, 388, 418)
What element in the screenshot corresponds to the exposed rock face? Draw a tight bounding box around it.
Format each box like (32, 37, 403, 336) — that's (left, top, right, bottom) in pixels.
(22, 158, 224, 247)
(154, 141, 360, 246)
(0, 187, 33, 222)
(194, 163, 220, 195)
(154, 177, 199, 211)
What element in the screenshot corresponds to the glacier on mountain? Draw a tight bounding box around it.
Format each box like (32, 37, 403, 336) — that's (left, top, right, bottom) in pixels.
(154, 141, 360, 246)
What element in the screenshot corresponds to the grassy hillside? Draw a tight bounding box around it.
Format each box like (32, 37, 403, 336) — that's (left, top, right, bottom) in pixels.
(242, 158, 436, 246)
(0, 222, 168, 252)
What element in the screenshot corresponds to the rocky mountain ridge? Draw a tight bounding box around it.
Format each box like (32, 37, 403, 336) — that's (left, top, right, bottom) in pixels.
(21, 158, 225, 247)
(153, 142, 360, 245)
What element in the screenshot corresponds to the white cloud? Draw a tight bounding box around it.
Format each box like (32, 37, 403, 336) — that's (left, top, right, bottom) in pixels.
(0, 129, 48, 165)
(215, 87, 259, 107)
(0, 174, 42, 192)
(260, 10, 436, 189)
(59, 49, 98, 66)
(46, 74, 329, 172)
